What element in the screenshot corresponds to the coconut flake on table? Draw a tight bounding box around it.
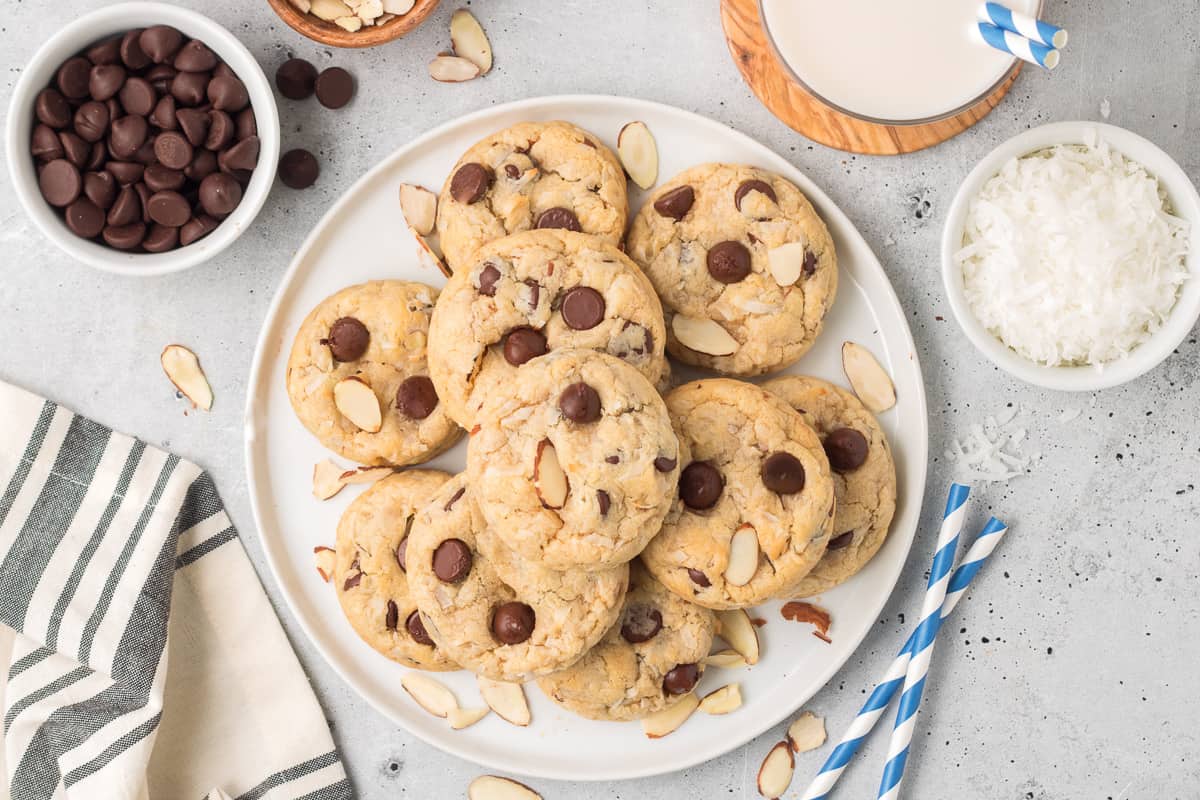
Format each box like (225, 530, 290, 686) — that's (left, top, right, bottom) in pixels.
(947, 404, 1046, 482)
(955, 131, 1190, 368)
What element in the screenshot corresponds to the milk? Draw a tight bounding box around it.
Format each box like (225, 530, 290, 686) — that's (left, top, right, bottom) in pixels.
(760, 0, 1040, 123)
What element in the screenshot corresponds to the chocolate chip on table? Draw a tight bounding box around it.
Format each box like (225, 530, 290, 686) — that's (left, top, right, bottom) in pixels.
(65, 198, 105, 238)
(276, 58, 317, 100)
(199, 172, 242, 217)
(502, 327, 548, 366)
(315, 66, 355, 109)
(449, 162, 492, 204)
(118, 77, 156, 116)
(734, 178, 777, 212)
(680, 461, 723, 510)
(491, 602, 535, 645)
(36, 89, 72, 129)
(39, 159, 81, 207)
(174, 39, 218, 72)
(560, 286, 605, 330)
(653, 184, 695, 220)
(662, 663, 699, 695)
(208, 75, 249, 112)
(154, 131, 193, 170)
(761, 452, 805, 494)
(73, 101, 109, 143)
(385, 600, 399, 632)
(278, 148, 319, 190)
(142, 223, 179, 253)
(432, 538, 473, 583)
(102, 221, 146, 250)
(823, 428, 869, 472)
(170, 70, 209, 106)
(707, 240, 752, 283)
(139, 25, 183, 64)
(31, 125, 64, 161)
(535, 206, 582, 232)
(826, 531, 855, 551)
(654, 456, 677, 473)
(559, 381, 601, 423)
(106, 185, 141, 226)
(56, 56, 92, 99)
(621, 605, 663, 644)
(396, 376, 439, 419)
(687, 568, 711, 588)
(406, 610, 435, 646)
(597, 490, 611, 516)
(326, 316, 369, 361)
(477, 263, 501, 295)
(179, 214, 218, 246)
(120, 29, 151, 70)
(147, 190, 190, 227)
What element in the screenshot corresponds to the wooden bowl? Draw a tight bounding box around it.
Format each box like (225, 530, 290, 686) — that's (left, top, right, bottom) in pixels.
(266, 0, 441, 48)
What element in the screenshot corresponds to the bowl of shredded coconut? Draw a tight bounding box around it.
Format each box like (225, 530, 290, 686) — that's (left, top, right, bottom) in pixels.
(942, 122, 1200, 391)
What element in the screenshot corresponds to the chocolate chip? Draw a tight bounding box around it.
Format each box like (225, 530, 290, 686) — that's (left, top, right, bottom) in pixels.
(102, 221, 145, 250)
(687, 568, 711, 587)
(824, 428, 869, 472)
(477, 263, 501, 296)
(504, 164, 520, 179)
(276, 58, 317, 100)
(680, 461, 723, 510)
(502, 327, 547, 366)
(653, 185, 694, 220)
(327, 316, 369, 361)
(106, 185, 140, 226)
(85, 140, 107, 171)
(65, 198, 104, 238)
(179, 214, 218, 246)
(147, 190, 190, 227)
(185, 148, 218, 181)
(142, 223, 179, 253)
(406, 610, 434, 646)
(170, 70, 209, 106)
(395, 536, 409, 571)
(385, 599, 399, 631)
(605, 455, 620, 465)
(39, 160, 81, 207)
(106, 160, 144, 186)
(150, 130, 191, 170)
(199, 172, 241, 217)
(558, 382, 601, 423)
(149, 95, 177, 130)
(204, 110, 234, 151)
(443, 487, 466, 511)
(73, 102, 109, 143)
(278, 148, 319, 190)
(108, 115, 148, 160)
(36, 89, 72, 129)
(432, 538, 472, 583)
(535, 206, 581, 232)
(174, 39, 218, 72)
(803, 250, 818, 277)
(218, 135, 259, 171)
(118, 77, 156, 116)
(762, 452, 805, 494)
(135, 182, 152, 223)
(145, 63, 177, 93)
(449, 162, 491, 204)
(214, 62, 236, 81)
(663, 663, 699, 695)
(707, 240, 752, 283)
(597, 490, 611, 516)
(315, 66, 354, 109)
(560, 286, 605, 330)
(86, 36, 122, 66)
(86, 64, 124, 102)
(396, 376, 439, 419)
(734, 179, 777, 212)
(827, 531, 855, 550)
(491, 602, 535, 645)
(56, 57, 92, 99)
(83, 170, 116, 209)
(120, 29, 151, 70)
(208, 75, 249, 112)
(139, 26, 183, 64)
(59, 131, 91, 168)
(621, 605, 663, 644)
(654, 456, 678, 473)
(144, 164, 185, 193)
(235, 107, 256, 140)
(32, 125, 64, 161)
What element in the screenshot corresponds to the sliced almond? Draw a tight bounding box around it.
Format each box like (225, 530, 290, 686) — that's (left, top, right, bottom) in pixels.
(382, 0, 414, 13)
(400, 183, 438, 236)
(333, 376, 382, 432)
(467, 775, 542, 800)
(533, 439, 568, 509)
(617, 121, 658, 189)
(357, 0, 383, 20)
(161, 344, 213, 411)
(313, 546, 336, 582)
(333, 15, 362, 31)
(448, 706, 490, 730)
(715, 609, 760, 665)
(698, 683, 742, 715)
(641, 691, 699, 738)
(787, 711, 826, 754)
(781, 600, 832, 642)
(312, 458, 347, 500)
(289, 0, 312, 12)
(428, 55, 481, 83)
(450, 9, 493, 74)
(767, 241, 807, 287)
(476, 676, 531, 727)
(757, 740, 795, 799)
(400, 673, 458, 718)
(339, 465, 395, 485)
(841, 341, 896, 413)
(309, 0, 352, 20)
(702, 649, 749, 669)
(413, 227, 451, 278)
(672, 316, 738, 357)
(724, 524, 760, 587)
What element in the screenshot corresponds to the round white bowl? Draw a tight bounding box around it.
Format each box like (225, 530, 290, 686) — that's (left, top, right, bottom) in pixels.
(941, 121, 1200, 391)
(5, 2, 280, 277)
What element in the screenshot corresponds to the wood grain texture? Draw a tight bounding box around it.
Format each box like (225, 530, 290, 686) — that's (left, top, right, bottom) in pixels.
(720, 0, 1019, 155)
(266, 0, 440, 49)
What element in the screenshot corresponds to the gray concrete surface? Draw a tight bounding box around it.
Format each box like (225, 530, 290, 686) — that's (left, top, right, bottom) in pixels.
(3, 1, 1199, 797)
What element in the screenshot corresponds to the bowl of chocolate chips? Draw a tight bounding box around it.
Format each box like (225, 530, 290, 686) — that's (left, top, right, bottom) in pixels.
(6, 2, 280, 276)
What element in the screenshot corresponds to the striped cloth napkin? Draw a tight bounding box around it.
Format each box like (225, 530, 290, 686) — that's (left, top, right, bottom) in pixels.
(0, 380, 351, 800)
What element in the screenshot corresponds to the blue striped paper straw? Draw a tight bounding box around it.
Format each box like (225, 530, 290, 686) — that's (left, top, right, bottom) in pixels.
(876, 484, 970, 800)
(798, 515, 1007, 800)
(978, 2, 1068, 49)
(973, 22, 1060, 70)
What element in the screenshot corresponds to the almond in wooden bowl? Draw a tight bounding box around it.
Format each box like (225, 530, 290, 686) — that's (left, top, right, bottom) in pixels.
(265, 0, 441, 48)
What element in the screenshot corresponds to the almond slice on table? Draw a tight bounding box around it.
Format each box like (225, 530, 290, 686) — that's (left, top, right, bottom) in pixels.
(715, 608, 760, 665)
(313, 546, 336, 582)
(641, 691, 700, 738)
(400, 183, 438, 235)
(333, 376, 382, 432)
(339, 465, 395, 485)
(841, 341, 896, 413)
(702, 649, 749, 670)
(787, 711, 826, 754)
(724, 524, 760, 586)
(533, 439, 569, 509)
(476, 676, 531, 727)
(429, 55, 481, 83)
(413, 227, 452, 278)
(400, 673, 458, 718)
(617, 121, 658, 189)
(467, 775, 542, 800)
(698, 683, 742, 715)
(313, 458, 348, 500)
(450, 9, 492, 74)
(448, 706, 490, 730)
(757, 740, 795, 799)
(161, 344, 213, 411)
(672, 316, 738, 356)
(767, 241, 807, 287)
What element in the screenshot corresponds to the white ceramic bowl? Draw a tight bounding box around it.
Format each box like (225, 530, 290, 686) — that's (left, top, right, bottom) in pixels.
(941, 121, 1200, 391)
(5, 2, 280, 276)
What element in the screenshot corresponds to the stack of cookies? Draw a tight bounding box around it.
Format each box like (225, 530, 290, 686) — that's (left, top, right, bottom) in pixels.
(284, 119, 897, 726)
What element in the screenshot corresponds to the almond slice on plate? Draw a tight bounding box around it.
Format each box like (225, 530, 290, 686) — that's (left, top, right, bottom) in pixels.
(533, 439, 568, 509)
(313, 546, 336, 582)
(448, 706, 490, 730)
(724, 524, 760, 586)
(333, 376, 382, 432)
(787, 711, 826, 753)
(161, 344, 213, 411)
(450, 9, 492, 74)
(767, 242, 807, 287)
(702, 649, 749, 669)
(842, 341, 896, 413)
(476, 676, 531, 727)
(757, 740, 795, 799)
(672, 316, 738, 356)
(339, 465, 395, 485)
(413, 227, 451, 278)
(617, 121, 658, 189)
(313, 458, 348, 500)
(400, 673, 458, 718)
(698, 683, 742, 715)
(399, 183, 438, 235)
(467, 775, 542, 800)
(641, 691, 699, 738)
(716, 608, 760, 665)
(429, 55, 481, 83)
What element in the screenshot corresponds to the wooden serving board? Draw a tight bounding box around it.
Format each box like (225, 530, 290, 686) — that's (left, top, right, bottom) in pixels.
(721, 0, 1020, 155)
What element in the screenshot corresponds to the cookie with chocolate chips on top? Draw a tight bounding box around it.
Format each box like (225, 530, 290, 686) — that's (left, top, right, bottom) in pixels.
(625, 163, 838, 376)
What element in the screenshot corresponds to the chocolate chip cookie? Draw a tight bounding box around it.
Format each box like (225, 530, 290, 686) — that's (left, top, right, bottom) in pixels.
(762, 376, 897, 596)
(334, 470, 457, 671)
(467, 349, 682, 571)
(286, 280, 461, 466)
(435, 120, 628, 273)
(427, 229, 669, 428)
(406, 475, 629, 682)
(625, 163, 838, 376)
(538, 560, 715, 721)
(641, 379, 836, 609)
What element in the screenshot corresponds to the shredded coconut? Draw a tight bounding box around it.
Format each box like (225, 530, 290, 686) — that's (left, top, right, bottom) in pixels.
(946, 405, 1043, 482)
(956, 131, 1190, 367)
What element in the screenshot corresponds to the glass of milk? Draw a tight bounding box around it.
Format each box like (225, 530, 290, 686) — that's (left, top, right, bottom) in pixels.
(759, 0, 1044, 125)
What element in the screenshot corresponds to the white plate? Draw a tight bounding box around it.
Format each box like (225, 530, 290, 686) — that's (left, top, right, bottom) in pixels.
(244, 95, 928, 782)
